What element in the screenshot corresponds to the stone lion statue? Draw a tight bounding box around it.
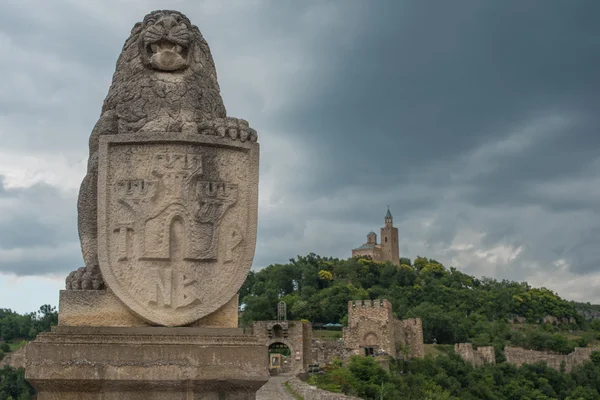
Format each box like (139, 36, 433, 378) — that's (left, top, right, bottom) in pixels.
(66, 10, 257, 290)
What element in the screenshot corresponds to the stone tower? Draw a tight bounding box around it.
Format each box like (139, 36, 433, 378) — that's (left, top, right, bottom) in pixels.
(367, 231, 377, 245)
(380, 208, 399, 265)
(342, 299, 424, 359)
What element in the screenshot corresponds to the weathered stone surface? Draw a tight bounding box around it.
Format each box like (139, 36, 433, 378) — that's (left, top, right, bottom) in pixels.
(344, 299, 395, 357)
(458, 344, 598, 372)
(0, 346, 27, 369)
(454, 343, 496, 366)
(58, 289, 145, 327)
(25, 326, 269, 399)
(252, 320, 313, 374)
(395, 318, 425, 359)
(58, 290, 239, 328)
(311, 339, 347, 366)
(505, 346, 598, 373)
(68, 9, 258, 298)
(94, 133, 258, 326)
(190, 293, 239, 328)
(343, 299, 424, 360)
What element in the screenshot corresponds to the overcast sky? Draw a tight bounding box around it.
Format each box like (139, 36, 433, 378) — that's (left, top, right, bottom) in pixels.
(1, 0, 599, 314)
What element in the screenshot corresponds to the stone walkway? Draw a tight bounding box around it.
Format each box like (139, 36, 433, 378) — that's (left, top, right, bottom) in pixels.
(256, 375, 296, 400)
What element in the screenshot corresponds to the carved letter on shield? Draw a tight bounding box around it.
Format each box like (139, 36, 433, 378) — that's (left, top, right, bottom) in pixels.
(97, 133, 259, 326)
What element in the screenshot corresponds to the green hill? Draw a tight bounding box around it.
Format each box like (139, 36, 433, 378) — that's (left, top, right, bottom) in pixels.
(0, 305, 56, 399)
(241, 254, 598, 354)
(0, 305, 57, 345)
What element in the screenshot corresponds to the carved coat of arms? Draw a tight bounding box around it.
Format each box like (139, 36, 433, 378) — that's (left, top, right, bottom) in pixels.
(97, 133, 258, 326)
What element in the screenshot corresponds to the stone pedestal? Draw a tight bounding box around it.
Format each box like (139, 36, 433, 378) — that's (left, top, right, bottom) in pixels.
(25, 326, 269, 399)
(57, 290, 240, 328)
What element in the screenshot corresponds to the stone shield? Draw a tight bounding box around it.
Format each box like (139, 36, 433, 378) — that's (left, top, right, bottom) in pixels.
(97, 133, 259, 326)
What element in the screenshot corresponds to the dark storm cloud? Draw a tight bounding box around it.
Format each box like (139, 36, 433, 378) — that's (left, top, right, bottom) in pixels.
(0, 179, 77, 235)
(0, 253, 81, 277)
(0, 176, 79, 275)
(1, 0, 599, 304)
(275, 0, 600, 190)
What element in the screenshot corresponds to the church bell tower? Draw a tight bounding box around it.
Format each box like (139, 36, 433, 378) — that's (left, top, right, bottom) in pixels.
(380, 207, 399, 265)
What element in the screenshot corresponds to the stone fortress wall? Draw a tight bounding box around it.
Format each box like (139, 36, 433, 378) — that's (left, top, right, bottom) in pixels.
(454, 343, 496, 366)
(508, 315, 577, 325)
(312, 339, 348, 365)
(455, 343, 598, 373)
(0, 346, 26, 369)
(504, 346, 598, 373)
(395, 318, 425, 359)
(303, 321, 314, 368)
(351, 247, 382, 260)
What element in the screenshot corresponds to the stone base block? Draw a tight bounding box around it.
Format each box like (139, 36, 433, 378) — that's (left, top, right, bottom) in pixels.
(58, 290, 239, 328)
(25, 326, 268, 399)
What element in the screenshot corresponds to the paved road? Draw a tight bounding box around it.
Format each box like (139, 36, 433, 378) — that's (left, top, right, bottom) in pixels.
(256, 375, 296, 400)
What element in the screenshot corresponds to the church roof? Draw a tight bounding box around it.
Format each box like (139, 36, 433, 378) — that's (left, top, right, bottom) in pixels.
(352, 243, 376, 251)
(367, 231, 377, 236)
(385, 208, 393, 219)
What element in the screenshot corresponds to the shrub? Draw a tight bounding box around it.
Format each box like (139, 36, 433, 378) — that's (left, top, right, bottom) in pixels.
(590, 351, 600, 366)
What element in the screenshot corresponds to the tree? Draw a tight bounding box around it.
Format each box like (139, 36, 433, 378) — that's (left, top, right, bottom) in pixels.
(0, 366, 35, 400)
(318, 270, 333, 281)
(590, 351, 600, 366)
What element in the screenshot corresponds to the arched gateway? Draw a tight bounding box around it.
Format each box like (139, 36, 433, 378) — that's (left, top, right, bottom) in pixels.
(252, 320, 312, 374)
(268, 341, 293, 373)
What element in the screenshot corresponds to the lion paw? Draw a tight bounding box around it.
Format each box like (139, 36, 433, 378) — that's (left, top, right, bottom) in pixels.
(65, 265, 105, 290)
(198, 117, 258, 142)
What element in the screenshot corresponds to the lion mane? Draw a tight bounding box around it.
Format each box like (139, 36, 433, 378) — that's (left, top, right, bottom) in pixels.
(101, 10, 227, 134)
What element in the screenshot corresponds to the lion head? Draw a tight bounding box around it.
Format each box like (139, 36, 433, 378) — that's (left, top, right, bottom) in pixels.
(139, 10, 193, 72)
(102, 10, 225, 122)
(118, 9, 217, 75)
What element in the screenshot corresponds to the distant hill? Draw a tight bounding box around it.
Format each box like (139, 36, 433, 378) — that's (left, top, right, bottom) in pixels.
(0, 305, 57, 346)
(0, 305, 56, 399)
(240, 254, 600, 354)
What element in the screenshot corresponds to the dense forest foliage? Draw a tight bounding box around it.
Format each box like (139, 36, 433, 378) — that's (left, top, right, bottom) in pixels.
(241, 254, 597, 354)
(308, 352, 600, 400)
(0, 306, 55, 399)
(0, 304, 57, 365)
(0, 367, 34, 400)
(0, 305, 58, 344)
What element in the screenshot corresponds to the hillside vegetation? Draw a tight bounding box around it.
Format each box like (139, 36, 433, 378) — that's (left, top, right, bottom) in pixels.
(0, 305, 55, 399)
(241, 254, 598, 354)
(310, 352, 600, 400)
(0, 305, 57, 344)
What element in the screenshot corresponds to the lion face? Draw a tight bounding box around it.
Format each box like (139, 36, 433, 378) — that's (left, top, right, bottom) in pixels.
(103, 10, 226, 122)
(139, 10, 193, 72)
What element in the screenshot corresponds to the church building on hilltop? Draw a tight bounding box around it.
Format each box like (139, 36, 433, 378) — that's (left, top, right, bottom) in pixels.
(351, 208, 400, 265)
